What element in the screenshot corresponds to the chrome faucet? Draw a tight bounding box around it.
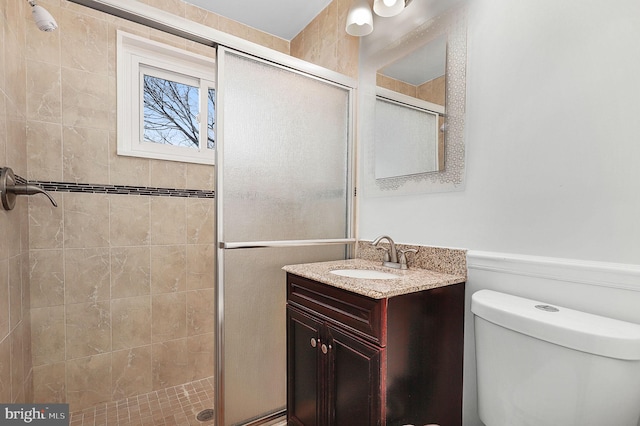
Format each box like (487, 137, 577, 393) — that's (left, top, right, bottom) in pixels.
(371, 235, 400, 269)
(0, 167, 58, 210)
(371, 235, 417, 270)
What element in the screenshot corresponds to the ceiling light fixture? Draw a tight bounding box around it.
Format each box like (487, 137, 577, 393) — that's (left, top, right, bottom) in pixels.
(345, 0, 374, 36)
(346, 0, 413, 36)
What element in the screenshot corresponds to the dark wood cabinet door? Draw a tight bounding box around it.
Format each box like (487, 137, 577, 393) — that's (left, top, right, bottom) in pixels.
(287, 307, 323, 426)
(326, 324, 383, 426)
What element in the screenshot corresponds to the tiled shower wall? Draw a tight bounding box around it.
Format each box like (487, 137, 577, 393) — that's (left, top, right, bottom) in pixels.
(0, 0, 34, 406)
(26, 1, 218, 413)
(20, 0, 286, 413)
(2, 0, 357, 414)
(290, 0, 359, 79)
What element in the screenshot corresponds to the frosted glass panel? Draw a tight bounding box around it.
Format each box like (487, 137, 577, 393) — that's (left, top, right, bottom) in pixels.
(221, 52, 351, 242)
(218, 49, 353, 426)
(374, 97, 439, 179)
(223, 245, 347, 425)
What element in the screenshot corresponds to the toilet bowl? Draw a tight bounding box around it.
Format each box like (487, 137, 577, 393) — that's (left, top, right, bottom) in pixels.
(472, 289, 640, 426)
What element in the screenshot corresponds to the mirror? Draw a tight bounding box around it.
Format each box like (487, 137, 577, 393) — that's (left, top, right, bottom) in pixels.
(360, 4, 467, 195)
(374, 35, 447, 178)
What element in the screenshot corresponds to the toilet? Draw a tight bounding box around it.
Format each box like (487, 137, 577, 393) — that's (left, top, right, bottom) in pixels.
(472, 289, 640, 426)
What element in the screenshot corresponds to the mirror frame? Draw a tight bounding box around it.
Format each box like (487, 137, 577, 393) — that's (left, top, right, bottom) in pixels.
(360, 5, 467, 195)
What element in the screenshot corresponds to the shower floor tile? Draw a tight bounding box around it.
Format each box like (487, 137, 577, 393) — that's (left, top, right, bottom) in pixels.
(69, 377, 215, 426)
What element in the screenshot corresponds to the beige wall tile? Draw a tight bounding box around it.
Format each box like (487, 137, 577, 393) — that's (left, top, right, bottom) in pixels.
(26, 121, 63, 181)
(186, 199, 215, 244)
(150, 197, 186, 245)
(186, 244, 215, 290)
(9, 256, 23, 329)
(186, 289, 214, 336)
(289, 0, 359, 79)
(186, 163, 214, 191)
(151, 292, 186, 342)
(62, 126, 109, 184)
(10, 322, 24, 402)
(150, 160, 187, 190)
(417, 75, 446, 105)
(63, 193, 110, 248)
(150, 245, 186, 294)
(61, 68, 110, 130)
(66, 353, 112, 411)
(111, 345, 152, 400)
(26, 60, 62, 123)
(4, 33, 27, 120)
(111, 296, 151, 350)
(0, 260, 8, 339)
(187, 333, 214, 381)
(184, 4, 219, 28)
(66, 301, 111, 359)
(146, 0, 185, 18)
(0, 117, 6, 168)
(0, 335, 10, 402)
(59, 7, 109, 75)
(28, 197, 64, 249)
(110, 195, 150, 246)
(29, 249, 64, 308)
(108, 131, 150, 187)
(6, 119, 27, 177)
(22, 310, 31, 382)
(31, 306, 65, 367)
(5, 197, 23, 258)
(151, 339, 188, 390)
(33, 362, 66, 403)
(64, 248, 111, 305)
(111, 247, 151, 299)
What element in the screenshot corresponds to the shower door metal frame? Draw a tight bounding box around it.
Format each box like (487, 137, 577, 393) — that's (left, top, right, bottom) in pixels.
(215, 47, 357, 426)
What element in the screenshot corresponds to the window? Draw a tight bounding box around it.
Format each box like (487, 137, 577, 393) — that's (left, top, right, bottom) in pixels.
(117, 31, 216, 164)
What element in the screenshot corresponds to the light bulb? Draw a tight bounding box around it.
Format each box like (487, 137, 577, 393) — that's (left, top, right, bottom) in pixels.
(373, 0, 405, 17)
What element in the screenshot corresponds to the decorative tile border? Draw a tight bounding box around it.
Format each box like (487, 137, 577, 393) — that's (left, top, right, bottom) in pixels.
(16, 175, 215, 199)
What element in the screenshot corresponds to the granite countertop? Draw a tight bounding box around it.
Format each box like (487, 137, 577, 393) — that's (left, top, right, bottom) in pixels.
(282, 258, 466, 299)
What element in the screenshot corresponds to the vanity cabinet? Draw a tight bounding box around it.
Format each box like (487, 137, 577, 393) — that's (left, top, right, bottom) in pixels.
(286, 272, 465, 426)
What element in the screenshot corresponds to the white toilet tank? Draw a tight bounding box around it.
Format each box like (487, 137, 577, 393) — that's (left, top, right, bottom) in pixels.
(472, 289, 640, 426)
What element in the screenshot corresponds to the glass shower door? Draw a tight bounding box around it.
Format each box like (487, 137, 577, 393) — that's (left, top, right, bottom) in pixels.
(216, 48, 355, 425)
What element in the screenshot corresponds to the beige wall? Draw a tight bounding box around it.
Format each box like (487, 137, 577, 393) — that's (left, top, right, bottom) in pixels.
(3, 0, 358, 413)
(290, 0, 359, 79)
(0, 0, 35, 406)
(376, 73, 447, 106)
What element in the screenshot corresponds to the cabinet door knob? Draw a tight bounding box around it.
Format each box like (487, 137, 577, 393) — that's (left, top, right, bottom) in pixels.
(310, 338, 317, 348)
(321, 343, 328, 354)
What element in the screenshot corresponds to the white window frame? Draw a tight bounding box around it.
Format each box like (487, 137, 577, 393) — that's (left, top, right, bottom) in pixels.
(117, 30, 216, 164)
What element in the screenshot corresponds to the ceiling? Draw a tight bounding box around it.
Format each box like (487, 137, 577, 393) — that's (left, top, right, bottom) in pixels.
(182, 0, 333, 41)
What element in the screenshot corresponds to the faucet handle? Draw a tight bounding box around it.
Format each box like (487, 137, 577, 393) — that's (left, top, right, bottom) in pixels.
(375, 246, 390, 262)
(398, 249, 417, 270)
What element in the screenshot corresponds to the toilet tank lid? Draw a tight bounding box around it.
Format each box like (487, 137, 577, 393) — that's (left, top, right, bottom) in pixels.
(471, 290, 640, 360)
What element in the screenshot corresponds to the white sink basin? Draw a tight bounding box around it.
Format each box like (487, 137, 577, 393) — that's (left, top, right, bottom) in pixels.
(329, 269, 399, 280)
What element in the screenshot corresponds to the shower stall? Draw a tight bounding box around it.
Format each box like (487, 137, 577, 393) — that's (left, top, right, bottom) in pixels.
(0, 0, 355, 424)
